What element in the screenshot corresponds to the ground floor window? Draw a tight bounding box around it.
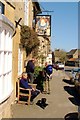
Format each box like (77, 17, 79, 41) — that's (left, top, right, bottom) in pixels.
(0, 1, 5, 14)
(18, 48, 23, 76)
(0, 28, 13, 103)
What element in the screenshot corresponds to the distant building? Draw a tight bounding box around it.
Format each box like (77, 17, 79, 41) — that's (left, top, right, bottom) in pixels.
(37, 36, 51, 66)
(65, 49, 80, 66)
(52, 51, 55, 64)
(67, 49, 78, 59)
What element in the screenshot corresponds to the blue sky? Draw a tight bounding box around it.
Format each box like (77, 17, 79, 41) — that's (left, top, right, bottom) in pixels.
(39, 2, 78, 52)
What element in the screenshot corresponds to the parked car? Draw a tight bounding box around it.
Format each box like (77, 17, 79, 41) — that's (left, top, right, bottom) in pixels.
(75, 72, 80, 96)
(53, 63, 59, 70)
(70, 68, 80, 83)
(57, 62, 64, 70)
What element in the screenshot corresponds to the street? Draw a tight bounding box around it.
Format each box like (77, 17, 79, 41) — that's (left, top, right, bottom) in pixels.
(11, 70, 78, 118)
(0, 1, 78, 119)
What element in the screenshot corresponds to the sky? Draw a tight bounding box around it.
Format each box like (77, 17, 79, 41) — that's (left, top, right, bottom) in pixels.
(39, 2, 78, 52)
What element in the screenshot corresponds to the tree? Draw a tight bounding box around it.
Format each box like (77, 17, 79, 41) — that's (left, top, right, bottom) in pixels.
(54, 49, 67, 63)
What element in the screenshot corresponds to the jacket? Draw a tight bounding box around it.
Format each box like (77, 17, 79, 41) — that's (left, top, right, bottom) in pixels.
(26, 60, 35, 73)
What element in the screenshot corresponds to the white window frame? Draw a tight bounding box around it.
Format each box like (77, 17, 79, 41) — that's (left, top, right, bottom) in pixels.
(0, 27, 13, 103)
(18, 48, 23, 76)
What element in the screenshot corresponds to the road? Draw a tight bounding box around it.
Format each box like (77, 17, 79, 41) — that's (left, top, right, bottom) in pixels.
(64, 66, 79, 72)
(11, 70, 78, 118)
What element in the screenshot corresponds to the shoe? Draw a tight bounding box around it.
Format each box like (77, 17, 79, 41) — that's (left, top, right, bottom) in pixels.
(47, 92, 50, 94)
(36, 100, 41, 106)
(42, 91, 47, 94)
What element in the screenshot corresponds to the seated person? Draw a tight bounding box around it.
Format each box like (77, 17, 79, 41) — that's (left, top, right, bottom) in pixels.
(20, 72, 40, 102)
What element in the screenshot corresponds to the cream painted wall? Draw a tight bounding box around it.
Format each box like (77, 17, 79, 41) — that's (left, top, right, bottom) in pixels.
(73, 50, 78, 58)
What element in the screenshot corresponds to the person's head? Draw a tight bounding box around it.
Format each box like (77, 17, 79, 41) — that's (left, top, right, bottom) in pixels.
(32, 58, 35, 63)
(45, 62, 48, 67)
(22, 72, 28, 79)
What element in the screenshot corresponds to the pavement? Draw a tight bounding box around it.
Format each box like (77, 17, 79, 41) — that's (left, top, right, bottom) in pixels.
(11, 70, 78, 118)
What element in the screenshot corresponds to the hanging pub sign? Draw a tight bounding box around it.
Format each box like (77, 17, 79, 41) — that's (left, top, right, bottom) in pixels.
(35, 15, 51, 36)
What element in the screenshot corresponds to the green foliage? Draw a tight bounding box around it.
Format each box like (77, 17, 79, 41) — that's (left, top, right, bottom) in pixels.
(54, 49, 67, 63)
(34, 66, 44, 91)
(20, 25, 40, 55)
(20, 26, 31, 45)
(32, 46, 39, 58)
(34, 66, 43, 78)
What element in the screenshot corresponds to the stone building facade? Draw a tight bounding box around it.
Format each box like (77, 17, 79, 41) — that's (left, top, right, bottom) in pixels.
(37, 36, 51, 66)
(0, 0, 41, 119)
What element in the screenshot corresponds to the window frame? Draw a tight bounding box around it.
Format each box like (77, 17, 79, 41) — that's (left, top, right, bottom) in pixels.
(0, 27, 13, 104)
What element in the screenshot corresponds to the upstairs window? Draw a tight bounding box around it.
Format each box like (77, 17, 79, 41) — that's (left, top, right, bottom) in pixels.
(0, 2, 5, 14)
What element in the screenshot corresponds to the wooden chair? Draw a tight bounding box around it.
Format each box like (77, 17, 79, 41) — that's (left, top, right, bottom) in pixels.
(29, 83, 37, 90)
(17, 78, 37, 105)
(17, 79, 32, 105)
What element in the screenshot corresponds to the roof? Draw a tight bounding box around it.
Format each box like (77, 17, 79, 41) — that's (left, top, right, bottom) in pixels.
(67, 49, 77, 55)
(68, 57, 80, 62)
(69, 58, 77, 61)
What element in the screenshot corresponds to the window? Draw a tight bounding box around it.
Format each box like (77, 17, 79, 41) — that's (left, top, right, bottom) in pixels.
(0, 2, 5, 14)
(0, 28, 13, 103)
(18, 48, 23, 76)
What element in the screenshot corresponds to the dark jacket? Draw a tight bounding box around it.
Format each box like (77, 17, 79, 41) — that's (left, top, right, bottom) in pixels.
(20, 78, 40, 100)
(20, 78, 32, 89)
(26, 60, 35, 73)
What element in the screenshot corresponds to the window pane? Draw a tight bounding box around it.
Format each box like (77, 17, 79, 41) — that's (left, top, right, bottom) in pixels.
(0, 30, 1, 50)
(1, 30, 5, 50)
(0, 52, 4, 75)
(18, 48, 23, 75)
(0, 5, 2, 14)
(0, 76, 3, 99)
(0, 2, 4, 14)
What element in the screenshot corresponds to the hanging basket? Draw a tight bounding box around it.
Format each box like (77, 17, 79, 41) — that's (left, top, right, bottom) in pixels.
(20, 25, 40, 54)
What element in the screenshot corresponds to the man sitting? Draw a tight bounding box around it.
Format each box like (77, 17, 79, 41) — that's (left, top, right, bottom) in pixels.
(20, 72, 40, 103)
